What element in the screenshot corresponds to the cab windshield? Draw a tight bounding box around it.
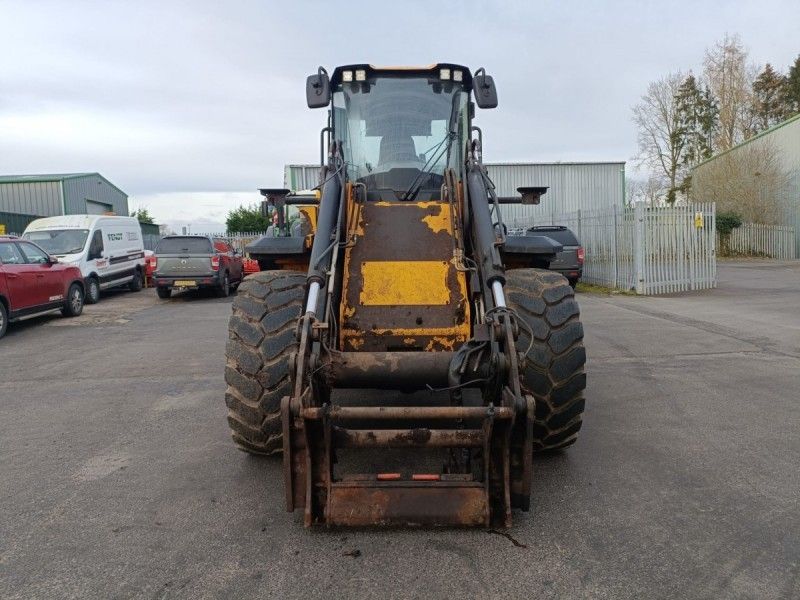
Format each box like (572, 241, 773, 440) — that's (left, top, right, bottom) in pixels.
(23, 229, 89, 255)
(333, 75, 469, 198)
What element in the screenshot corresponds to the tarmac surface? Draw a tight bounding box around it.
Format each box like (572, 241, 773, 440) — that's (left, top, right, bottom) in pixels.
(1, 260, 799, 599)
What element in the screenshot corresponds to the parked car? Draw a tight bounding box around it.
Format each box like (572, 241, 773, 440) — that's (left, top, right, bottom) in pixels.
(22, 215, 145, 304)
(525, 225, 584, 287)
(152, 235, 244, 299)
(0, 235, 85, 339)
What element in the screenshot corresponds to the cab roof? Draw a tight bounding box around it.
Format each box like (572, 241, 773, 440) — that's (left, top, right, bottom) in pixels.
(330, 63, 473, 86)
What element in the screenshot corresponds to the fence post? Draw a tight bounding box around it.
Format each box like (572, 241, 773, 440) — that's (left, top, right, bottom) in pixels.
(576, 209, 582, 245)
(633, 202, 645, 294)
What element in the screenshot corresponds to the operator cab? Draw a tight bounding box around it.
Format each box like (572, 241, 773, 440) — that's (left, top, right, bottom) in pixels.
(310, 64, 496, 202)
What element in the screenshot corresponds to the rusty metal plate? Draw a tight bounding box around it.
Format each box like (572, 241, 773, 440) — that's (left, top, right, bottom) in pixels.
(327, 483, 488, 526)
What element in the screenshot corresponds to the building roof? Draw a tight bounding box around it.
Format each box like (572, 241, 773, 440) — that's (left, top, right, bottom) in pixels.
(0, 172, 128, 197)
(0, 172, 97, 183)
(692, 112, 800, 171)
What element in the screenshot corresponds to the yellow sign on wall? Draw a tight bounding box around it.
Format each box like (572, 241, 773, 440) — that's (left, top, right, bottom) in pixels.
(694, 212, 704, 229)
(0, 224, 6, 235)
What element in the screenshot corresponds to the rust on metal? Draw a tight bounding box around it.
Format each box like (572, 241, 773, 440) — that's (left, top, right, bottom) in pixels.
(326, 484, 488, 527)
(332, 427, 484, 448)
(301, 405, 514, 421)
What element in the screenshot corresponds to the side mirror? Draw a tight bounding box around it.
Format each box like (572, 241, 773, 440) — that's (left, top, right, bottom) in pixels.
(48, 255, 59, 264)
(306, 67, 331, 108)
(472, 68, 498, 109)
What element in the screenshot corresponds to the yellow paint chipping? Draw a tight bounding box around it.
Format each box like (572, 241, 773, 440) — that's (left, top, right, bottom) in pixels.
(359, 261, 450, 306)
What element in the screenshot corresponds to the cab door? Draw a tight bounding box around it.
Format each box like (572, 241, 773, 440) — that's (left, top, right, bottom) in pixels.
(17, 241, 62, 305)
(0, 243, 38, 310)
(87, 229, 109, 283)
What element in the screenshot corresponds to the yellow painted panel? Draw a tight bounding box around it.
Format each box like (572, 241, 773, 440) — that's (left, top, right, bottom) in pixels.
(360, 261, 450, 306)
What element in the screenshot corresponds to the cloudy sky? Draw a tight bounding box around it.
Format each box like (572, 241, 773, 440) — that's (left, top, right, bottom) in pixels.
(1, 0, 798, 231)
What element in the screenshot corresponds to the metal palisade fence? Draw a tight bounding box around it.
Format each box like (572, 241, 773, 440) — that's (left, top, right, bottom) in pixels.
(722, 223, 796, 259)
(508, 202, 717, 295)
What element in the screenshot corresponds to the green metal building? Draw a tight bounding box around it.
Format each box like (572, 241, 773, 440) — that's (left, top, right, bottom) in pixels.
(0, 172, 129, 234)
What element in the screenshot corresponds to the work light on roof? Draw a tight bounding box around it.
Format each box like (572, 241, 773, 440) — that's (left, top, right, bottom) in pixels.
(342, 70, 353, 82)
(440, 68, 451, 80)
(355, 69, 366, 81)
(453, 70, 463, 82)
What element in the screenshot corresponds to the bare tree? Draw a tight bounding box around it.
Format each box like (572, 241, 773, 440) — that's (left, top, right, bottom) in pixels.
(626, 175, 666, 207)
(703, 34, 757, 150)
(632, 72, 685, 203)
(692, 139, 790, 224)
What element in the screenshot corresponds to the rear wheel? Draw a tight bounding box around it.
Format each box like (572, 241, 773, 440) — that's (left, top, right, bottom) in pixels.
(85, 277, 100, 304)
(61, 283, 84, 317)
(224, 270, 305, 455)
(128, 268, 143, 292)
(156, 287, 171, 299)
(0, 302, 8, 339)
(506, 269, 586, 451)
(216, 271, 230, 298)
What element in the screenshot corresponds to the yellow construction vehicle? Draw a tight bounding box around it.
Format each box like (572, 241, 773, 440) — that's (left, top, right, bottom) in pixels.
(225, 64, 586, 527)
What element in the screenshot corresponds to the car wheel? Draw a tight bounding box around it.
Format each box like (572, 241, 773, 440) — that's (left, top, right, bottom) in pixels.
(156, 287, 172, 299)
(129, 269, 143, 292)
(85, 277, 100, 304)
(568, 278, 578, 289)
(0, 301, 8, 339)
(61, 283, 84, 317)
(216, 272, 230, 298)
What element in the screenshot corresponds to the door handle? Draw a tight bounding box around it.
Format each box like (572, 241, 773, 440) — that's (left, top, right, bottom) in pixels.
(36, 274, 45, 278)
(7, 273, 18, 279)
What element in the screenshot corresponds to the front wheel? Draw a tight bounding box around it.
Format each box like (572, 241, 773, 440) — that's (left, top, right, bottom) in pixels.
(506, 269, 586, 451)
(61, 283, 84, 317)
(85, 277, 100, 304)
(225, 270, 305, 454)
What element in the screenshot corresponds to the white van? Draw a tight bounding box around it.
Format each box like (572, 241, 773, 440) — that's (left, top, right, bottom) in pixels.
(23, 215, 145, 303)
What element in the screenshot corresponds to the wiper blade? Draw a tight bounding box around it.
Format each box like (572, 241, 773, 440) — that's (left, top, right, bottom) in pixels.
(400, 131, 456, 202)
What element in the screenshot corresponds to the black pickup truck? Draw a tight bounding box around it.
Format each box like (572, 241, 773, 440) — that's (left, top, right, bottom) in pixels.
(524, 226, 584, 287)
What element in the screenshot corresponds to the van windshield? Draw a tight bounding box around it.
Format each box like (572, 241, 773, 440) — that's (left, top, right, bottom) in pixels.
(155, 237, 213, 254)
(23, 229, 90, 255)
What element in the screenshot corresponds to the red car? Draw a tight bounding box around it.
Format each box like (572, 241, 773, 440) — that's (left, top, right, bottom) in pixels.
(0, 236, 86, 339)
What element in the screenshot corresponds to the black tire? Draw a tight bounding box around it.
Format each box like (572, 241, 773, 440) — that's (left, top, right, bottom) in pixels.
(61, 283, 84, 317)
(506, 269, 586, 451)
(568, 278, 578, 289)
(216, 271, 230, 298)
(85, 277, 100, 304)
(224, 270, 305, 455)
(156, 287, 172, 299)
(128, 268, 143, 292)
(0, 301, 8, 339)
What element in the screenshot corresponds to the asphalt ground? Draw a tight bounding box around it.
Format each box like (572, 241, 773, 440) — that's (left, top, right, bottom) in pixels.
(1, 260, 799, 599)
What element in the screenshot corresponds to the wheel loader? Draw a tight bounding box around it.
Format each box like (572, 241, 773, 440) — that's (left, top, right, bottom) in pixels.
(225, 64, 586, 527)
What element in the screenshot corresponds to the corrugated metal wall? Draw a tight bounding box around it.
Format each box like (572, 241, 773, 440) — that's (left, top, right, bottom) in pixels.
(63, 174, 129, 216)
(284, 164, 323, 191)
(0, 181, 62, 216)
(284, 162, 626, 225)
(485, 163, 625, 227)
(0, 211, 44, 235)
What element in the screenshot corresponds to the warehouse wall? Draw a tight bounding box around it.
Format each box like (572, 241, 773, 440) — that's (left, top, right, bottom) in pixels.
(693, 114, 800, 254)
(0, 211, 44, 235)
(485, 162, 626, 226)
(62, 174, 129, 216)
(284, 162, 626, 226)
(0, 181, 62, 216)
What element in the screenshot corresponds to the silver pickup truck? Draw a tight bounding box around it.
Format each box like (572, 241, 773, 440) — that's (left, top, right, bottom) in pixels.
(153, 235, 244, 299)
